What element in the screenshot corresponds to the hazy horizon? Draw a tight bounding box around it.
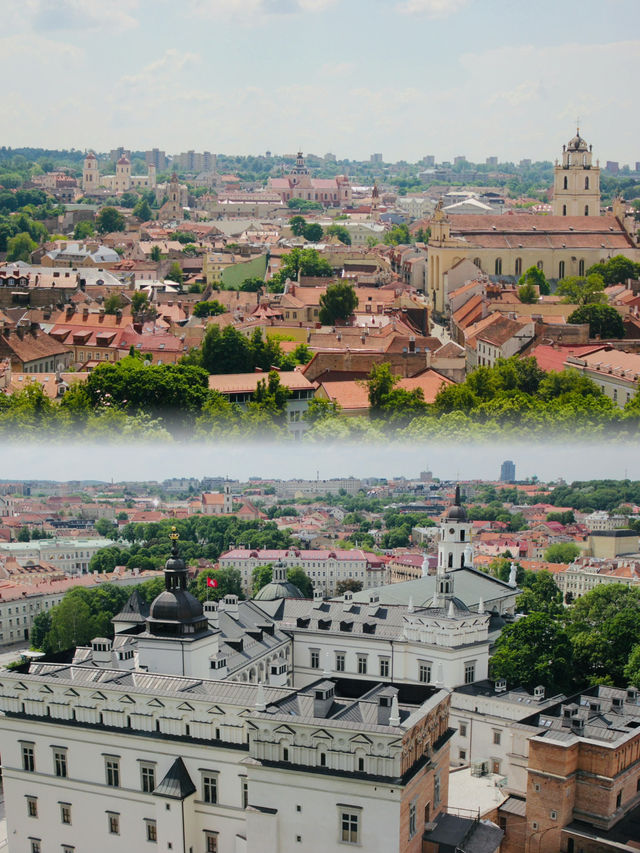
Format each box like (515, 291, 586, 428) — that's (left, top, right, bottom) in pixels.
(1, 441, 638, 484)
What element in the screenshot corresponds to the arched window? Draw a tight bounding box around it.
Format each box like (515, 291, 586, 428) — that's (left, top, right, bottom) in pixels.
(536, 260, 543, 271)
(585, 177, 589, 190)
(584, 205, 589, 216)
(562, 204, 567, 216)
(448, 553, 453, 568)
(460, 530, 465, 542)
(495, 258, 502, 275)
(473, 257, 481, 269)
(558, 261, 565, 279)
(515, 257, 522, 276)
(579, 259, 585, 276)
(563, 176, 568, 190)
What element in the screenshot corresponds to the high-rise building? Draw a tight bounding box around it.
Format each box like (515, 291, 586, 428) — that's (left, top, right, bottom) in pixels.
(486, 156, 498, 167)
(145, 148, 167, 170)
(370, 152, 383, 163)
(423, 155, 435, 167)
(500, 460, 516, 482)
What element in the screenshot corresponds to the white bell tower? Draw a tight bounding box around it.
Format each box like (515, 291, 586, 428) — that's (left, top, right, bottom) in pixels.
(437, 485, 473, 572)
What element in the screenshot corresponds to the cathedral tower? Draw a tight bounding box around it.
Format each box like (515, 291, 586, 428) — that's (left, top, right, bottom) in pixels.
(437, 485, 473, 572)
(82, 151, 98, 193)
(552, 128, 601, 217)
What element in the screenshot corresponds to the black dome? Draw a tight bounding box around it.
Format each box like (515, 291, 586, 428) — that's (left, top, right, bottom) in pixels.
(149, 590, 204, 622)
(446, 504, 468, 521)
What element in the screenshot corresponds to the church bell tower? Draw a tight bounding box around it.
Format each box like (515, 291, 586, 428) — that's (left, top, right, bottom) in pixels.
(552, 127, 601, 217)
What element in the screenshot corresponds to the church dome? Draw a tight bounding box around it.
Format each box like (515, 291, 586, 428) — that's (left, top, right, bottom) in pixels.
(117, 155, 130, 165)
(445, 503, 468, 521)
(254, 579, 305, 601)
(149, 589, 205, 622)
(567, 133, 588, 152)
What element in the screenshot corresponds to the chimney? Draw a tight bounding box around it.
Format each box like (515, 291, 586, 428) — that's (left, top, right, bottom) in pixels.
(222, 594, 239, 617)
(313, 681, 335, 718)
(203, 599, 219, 629)
(377, 686, 399, 725)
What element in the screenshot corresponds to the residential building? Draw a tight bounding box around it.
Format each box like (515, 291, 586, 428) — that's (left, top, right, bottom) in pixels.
(274, 478, 363, 498)
(208, 369, 316, 440)
(565, 348, 640, 408)
(218, 546, 384, 596)
(556, 556, 640, 599)
(0, 325, 73, 373)
(0, 537, 115, 574)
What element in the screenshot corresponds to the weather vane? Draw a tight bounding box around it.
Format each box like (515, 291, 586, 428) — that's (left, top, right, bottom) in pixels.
(169, 526, 179, 542)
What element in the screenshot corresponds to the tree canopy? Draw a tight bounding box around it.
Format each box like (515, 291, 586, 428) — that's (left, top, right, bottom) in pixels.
(568, 304, 624, 339)
(318, 282, 358, 325)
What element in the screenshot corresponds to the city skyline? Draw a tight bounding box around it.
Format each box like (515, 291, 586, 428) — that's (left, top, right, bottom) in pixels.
(4, 0, 640, 162)
(1, 441, 639, 483)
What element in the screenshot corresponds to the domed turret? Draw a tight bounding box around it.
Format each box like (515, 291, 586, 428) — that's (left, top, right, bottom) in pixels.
(146, 528, 209, 637)
(445, 485, 468, 522)
(254, 561, 305, 602)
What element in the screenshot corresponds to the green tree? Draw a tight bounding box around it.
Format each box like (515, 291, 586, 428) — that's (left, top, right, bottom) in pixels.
(103, 293, 121, 314)
(150, 245, 162, 262)
(518, 265, 550, 295)
(193, 568, 243, 602)
(131, 291, 150, 314)
(544, 542, 580, 563)
(239, 276, 264, 292)
(73, 220, 95, 240)
(557, 273, 606, 306)
(624, 643, 640, 688)
(318, 282, 358, 324)
(303, 222, 323, 242)
(383, 223, 411, 246)
(287, 567, 313, 597)
(133, 197, 152, 221)
(546, 511, 575, 524)
(16, 526, 31, 542)
(95, 518, 118, 538)
(96, 206, 125, 234)
(490, 612, 573, 694)
(192, 300, 226, 318)
(166, 261, 184, 285)
(201, 325, 253, 374)
(289, 215, 306, 236)
(518, 282, 538, 304)
(30, 610, 52, 650)
(6, 232, 37, 262)
(326, 224, 351, 245)
(335, 579, 364, 595)
(272, 248, 333, 287)
(568, 304, 624, 338)
(587, 255, 640, 285)
(516, 570, 563, 616)
(251, 564, 273, 596)
(566, 585, 640, 686)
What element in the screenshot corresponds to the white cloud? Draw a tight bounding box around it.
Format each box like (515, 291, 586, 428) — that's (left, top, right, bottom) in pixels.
(11, 0, 139, 32)
(396, 0, 470, 17)
(189, 0, 339, 19)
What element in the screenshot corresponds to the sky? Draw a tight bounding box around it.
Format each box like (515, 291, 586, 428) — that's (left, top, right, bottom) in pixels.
(4, 0, 640, 163)
(0, 442, 638, 483)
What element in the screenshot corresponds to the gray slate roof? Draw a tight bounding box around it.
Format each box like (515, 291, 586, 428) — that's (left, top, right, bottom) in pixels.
(153, 757, 196, 799)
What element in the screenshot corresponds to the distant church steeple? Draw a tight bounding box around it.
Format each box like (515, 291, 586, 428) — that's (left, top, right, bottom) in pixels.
(552, 127, 600, 217)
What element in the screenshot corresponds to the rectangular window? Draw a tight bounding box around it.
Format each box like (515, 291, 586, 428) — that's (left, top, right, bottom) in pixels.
(146, 819, 157, 842)
(379, 658, 390, 678)
(241, 779, 249, 809)
(26, 797, 38, 818)
(310, 650, 320, 669)
(459, 723, 467, 737)
(459, 749, 466, 761)
(22, 743, 35, 772)
(62, 846, 75, 853)
(204, 832, 218, 853)
(419, 662, 431, 683)
(464, 661, 476, 684)
(335, 652, 345, 672)
(105, 758, 120, 787)
(60, 803, 72, 824)
(54, 749, 68, 778)
(340, 811, 359, 844)
(409, 801, 417, 838)
(434, 772, 441, 807)
(29, 841, 41, 853)
(141, 764, 156, 793)
(108, 813, 120, 835)
(493, 731, 502, 745)
(203, 774, 218, 804)
(357, 655, 367, 675)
